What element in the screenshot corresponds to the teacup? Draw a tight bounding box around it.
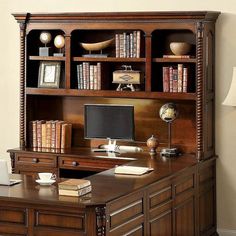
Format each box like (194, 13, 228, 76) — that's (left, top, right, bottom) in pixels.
(38, 172, 55, 181)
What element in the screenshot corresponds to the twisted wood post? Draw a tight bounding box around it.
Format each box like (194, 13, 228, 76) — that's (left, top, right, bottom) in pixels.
(19, 22, 27, 148)
(196, 22, 204, 161)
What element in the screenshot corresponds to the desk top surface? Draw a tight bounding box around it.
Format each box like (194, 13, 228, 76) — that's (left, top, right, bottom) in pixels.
(0, 152, 197, 208)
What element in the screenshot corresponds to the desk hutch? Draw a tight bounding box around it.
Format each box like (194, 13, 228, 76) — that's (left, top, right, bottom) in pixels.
(3, 11, 220, 236)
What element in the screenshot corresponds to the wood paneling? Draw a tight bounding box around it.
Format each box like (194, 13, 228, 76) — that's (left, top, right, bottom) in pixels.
(35, 210, 85, 230)
(0, 207, 27, 225)
(150, 211, 172, 236)
(174, 198, 195, 236)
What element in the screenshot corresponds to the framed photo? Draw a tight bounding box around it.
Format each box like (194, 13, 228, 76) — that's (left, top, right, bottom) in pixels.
(38, 61, 61, 88)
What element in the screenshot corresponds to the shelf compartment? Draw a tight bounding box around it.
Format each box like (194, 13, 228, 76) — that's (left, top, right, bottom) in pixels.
(26, 87, 196, 100)
(29, 56, 66, 61)
(72, 57, 146, 62)
(152, 29, 196, 58)
(71, 29, 145, 58)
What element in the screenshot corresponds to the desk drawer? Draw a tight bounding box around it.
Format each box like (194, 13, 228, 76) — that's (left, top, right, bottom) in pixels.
(15, 154, 57, 168)
(0, 206, 27, 225)
(59, 156, 125, 171)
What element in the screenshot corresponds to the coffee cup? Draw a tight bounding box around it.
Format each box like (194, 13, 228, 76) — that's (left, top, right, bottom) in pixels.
(38, 172, 55, 181)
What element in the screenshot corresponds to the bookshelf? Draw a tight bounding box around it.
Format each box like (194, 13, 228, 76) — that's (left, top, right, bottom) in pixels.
(9, 11, 220, 170)
(6, 11, 220, 236)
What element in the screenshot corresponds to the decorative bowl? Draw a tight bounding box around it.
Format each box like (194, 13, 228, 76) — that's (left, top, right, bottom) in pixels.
(80, 38, 114, 52)
(170, 42, 191, 55)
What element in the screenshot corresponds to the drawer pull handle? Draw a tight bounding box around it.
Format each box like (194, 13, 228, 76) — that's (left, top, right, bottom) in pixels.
(32, 158, 38, 163)
(72, 161, 78, 166)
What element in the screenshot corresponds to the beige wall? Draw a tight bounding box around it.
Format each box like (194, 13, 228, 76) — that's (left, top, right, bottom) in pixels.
(0, 0, 235, 232)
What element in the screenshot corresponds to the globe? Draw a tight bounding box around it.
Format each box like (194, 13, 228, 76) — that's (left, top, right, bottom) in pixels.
(159, 103, 178, 122)
(39, 31, 52, 45)
(54, 35, 65, 49)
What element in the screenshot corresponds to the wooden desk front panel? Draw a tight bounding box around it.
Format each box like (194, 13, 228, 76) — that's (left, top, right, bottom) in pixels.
(0, 202, 89, 236)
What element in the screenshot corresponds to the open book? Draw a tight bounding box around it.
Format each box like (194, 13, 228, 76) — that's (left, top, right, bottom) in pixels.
(114, 166, 154, 175)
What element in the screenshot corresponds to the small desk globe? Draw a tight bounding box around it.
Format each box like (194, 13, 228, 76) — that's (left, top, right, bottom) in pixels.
(159, 103, 178, 123)
(159, 103, 179, 157)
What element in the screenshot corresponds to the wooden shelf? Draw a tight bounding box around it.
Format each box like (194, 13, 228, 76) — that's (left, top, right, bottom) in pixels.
(29, 56, 66, 61)
(153, 58, 196, 63)
(26, 87, 196, 100)
(73, 57, 146, 62)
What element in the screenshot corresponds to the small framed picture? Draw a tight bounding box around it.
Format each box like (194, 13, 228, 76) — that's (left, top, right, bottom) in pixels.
(38, 61, 61, 88)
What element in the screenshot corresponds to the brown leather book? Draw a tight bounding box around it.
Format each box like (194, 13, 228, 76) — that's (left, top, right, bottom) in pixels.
(55, 121, 64, 149)
(61, 123, 72, 149)
(51, 121, 57, 149)
(41, 123, 47, 148)
(29, 120, 37, 148)
(58, 178, 91, 190)
(36, 120, 45, 148)
(45, 121, 52, 148)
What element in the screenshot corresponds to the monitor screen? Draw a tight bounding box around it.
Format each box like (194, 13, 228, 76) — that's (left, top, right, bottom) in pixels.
(84, 104, 134, 141)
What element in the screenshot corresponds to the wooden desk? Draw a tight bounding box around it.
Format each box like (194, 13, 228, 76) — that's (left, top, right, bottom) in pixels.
(0, 154, 216, 236)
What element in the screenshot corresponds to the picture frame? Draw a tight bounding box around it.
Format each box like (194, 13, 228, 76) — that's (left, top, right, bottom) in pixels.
(38, 61, 61, 88)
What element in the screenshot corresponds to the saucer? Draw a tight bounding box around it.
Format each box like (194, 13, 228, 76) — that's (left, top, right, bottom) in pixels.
(36, 179, 56, 186)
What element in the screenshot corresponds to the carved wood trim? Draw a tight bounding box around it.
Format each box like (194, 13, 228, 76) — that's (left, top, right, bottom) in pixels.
(196, 22, 204, 161)
(19, 22, 27, 148)
(95, 206, 106, 236)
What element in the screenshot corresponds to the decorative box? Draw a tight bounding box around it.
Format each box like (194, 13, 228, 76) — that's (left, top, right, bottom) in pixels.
(112, 66, 141, 84)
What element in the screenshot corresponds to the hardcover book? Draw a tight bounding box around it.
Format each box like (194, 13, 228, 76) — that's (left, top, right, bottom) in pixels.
(58, 185, 92, 197)
(58, 178, 91, 190)
(61, 123, 72, 149)
(36, 120, 45, 148)
(29, 120, 38, 148)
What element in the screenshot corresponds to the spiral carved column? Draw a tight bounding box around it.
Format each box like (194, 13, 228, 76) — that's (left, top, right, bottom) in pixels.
(95, 206, 106, 236)
(19, 22, 26, 148)
(196, 22, 204, 161)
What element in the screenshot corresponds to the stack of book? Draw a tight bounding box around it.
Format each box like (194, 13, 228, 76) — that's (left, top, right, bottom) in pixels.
(77, 62, 101, 90)
(162, 64, 188, 93)
(115, 31, 141, 58)
(29, 120, 72, 149)
(58, 179, 92, 197)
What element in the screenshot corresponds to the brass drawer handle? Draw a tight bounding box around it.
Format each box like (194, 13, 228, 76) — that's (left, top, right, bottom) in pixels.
(72, 161, 78, 166)
(32, 158, 38, 163)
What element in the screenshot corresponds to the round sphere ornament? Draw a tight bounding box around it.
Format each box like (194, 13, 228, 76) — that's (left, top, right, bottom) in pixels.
(39, 31, 52, 45)
(147, 135, 159, 155)
(54, 35, 65, 49)
(159, 103, 178, 123)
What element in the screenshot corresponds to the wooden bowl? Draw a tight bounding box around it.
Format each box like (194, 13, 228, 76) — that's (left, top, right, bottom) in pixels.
(80, 38, 114, 52)
(170, 42, 191, 55)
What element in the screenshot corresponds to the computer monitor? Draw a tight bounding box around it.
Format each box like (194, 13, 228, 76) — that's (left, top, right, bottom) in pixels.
(84, 104, 135, 152)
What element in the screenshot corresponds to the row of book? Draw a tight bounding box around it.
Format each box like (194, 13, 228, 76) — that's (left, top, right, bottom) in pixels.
(29, 120, 72, 149)
(58, 178, 92, 197)
(77, 62, 101, 90)
(115, 31, 141, 58)
(162, 64, 188, 93)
